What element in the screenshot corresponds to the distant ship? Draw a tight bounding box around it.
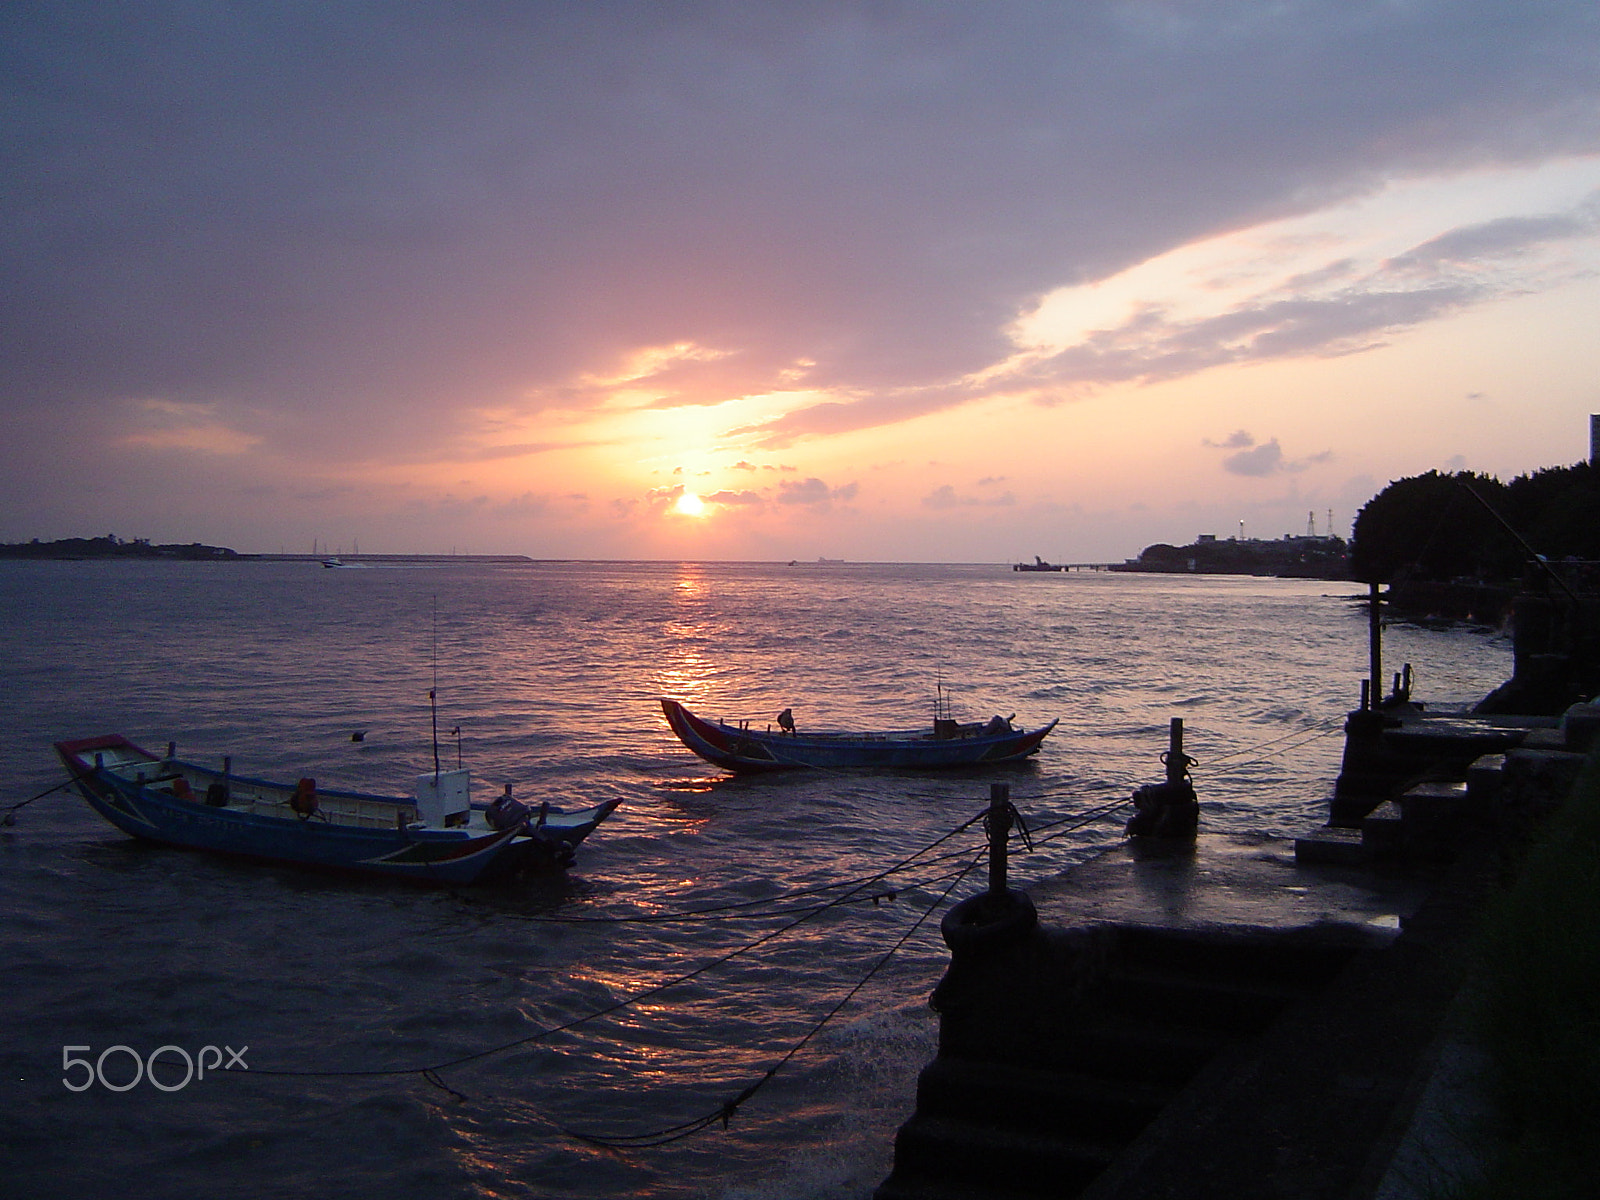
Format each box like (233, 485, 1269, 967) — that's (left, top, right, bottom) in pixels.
(1013, 556, 1064, 572)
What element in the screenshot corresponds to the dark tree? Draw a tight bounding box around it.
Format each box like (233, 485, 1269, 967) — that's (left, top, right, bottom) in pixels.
(1349, 471, 1517, 583)
(1504, 462, 1600, 562)
(1138, 543, 1185, 564)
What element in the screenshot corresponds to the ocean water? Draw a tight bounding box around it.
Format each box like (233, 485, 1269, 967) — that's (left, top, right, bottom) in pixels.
(0, 560, 1511, 1199)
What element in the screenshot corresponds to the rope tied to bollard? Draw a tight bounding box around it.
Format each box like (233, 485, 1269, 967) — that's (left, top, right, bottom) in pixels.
(981, 782, 1032, 899)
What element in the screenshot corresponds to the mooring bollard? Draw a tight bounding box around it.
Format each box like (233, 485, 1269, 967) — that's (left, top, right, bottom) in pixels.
(936, 783, 1038, 965)
(1165, 718, 1190, 784)
(1126, 717, 1200, 839)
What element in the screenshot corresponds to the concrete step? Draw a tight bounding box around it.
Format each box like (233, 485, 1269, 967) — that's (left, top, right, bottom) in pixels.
(878, 917, 1384, 1199)
(1399, 778, 1470, 814)
(1294, 824, 1367, 864)
(1398, 780, 1477, 843)
(1380, 718, 1531, 758)
(1026, 1015, 1228, 1086)
(913, 1055, 1174, 1142)
(882, 1114, 1117, 1199)
(1361, 801, 1404, 858)
(1109, 925, 1361, 989)
(1093, 964, 1307, 1035)
(1502, 747, 1589, 816)
(1466, 753, 1506, 803)
(1520, 726, 1570, 751)
(875, 1172, 1068, 1200)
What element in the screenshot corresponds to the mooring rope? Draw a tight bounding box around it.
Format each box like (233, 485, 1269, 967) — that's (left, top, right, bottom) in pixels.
(2, 777, 74, 825)
(1015, 797, 1132, 846)
(1201, 715, 1345, 763)
(239, 815, 991, 1090)
(563, 849, 984, 1148)
(451, 806, 997, 928)
(1207, 722, 1346, 770)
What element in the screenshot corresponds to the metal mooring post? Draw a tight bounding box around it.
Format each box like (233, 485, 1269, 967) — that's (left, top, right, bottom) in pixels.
(931, 781, 1038, 1016)
(987, 782, 1011, 898)
(1165, 719, 1186, 784)
(1368, 581, 1383, 710)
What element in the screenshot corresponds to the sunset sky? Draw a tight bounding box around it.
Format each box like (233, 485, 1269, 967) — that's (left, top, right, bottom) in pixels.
(5, 2, 1600, 563)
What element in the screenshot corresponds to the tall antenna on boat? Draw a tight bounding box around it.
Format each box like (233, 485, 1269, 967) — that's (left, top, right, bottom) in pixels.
(934, 667, 952, 724)
(430, 594, 441, 781)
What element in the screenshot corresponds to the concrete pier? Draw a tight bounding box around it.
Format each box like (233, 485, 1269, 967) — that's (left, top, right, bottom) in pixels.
(876, 702, 1600, 1200)
(875, 833, 1474, 1200)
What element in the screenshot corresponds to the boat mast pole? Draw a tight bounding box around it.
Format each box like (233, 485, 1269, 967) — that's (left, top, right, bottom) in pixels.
(431, 595, 441, 780)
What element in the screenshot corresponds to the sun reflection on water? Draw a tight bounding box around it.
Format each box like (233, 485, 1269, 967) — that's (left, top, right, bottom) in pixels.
(655, 565, 721, 709)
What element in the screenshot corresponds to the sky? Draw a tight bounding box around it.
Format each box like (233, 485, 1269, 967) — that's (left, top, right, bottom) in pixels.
(4, 1, 1600, 563)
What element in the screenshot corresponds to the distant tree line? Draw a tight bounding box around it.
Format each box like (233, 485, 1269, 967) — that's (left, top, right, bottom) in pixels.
(1350, 463, 1600, 584)
(1127, 534, 1349, 579)
(0, 535, 239, 560)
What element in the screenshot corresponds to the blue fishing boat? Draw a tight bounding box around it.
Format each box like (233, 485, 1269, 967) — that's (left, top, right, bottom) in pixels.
(54, 735, 619, 883)
(660, 698, 1057, 773)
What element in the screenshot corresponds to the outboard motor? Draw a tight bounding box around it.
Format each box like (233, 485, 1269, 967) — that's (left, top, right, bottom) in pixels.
(486, 783, 531, 831)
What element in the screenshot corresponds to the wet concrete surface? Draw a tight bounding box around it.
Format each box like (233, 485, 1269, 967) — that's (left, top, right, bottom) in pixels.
(1030, 831, 1435, 938)
(1043, 833, 1496, 1200)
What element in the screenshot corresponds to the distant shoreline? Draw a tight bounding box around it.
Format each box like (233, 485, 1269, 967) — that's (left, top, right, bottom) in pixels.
(251, 553, 535, 564)
(0, 537, 532, 564)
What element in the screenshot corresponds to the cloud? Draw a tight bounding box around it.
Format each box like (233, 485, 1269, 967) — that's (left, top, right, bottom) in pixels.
(923, 484, 1018, 509)
(1205, 430, 1257, 450)
(3, 3, 1599, 551)
(115, 399, 261, 456)
(5, 4, 1597, 452)
(492, 492, 552, 518)
(1386, 201, 1600, 272)
(1021, 283, 1481, 391)
(719, 196, 1574, 447)
(704, 489, 762, 506)
(1224, 440, 1285, 477)
(727, 388, 973, 449)
(451, 439, 604, 463)
(776, 477, 859, 510)
(1215, 437, 1334, 477)
(645, 484, 687, 513)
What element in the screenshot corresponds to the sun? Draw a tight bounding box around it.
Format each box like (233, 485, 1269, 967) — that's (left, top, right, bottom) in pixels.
(672, 491, 708, 517)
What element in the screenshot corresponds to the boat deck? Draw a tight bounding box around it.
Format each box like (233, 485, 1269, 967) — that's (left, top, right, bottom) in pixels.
(101, 757, 433, 831)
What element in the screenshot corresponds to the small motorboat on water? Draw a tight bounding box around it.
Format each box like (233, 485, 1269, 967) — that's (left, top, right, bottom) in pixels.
(53, 735, 619, 883)
(660, 698, 1057, 773)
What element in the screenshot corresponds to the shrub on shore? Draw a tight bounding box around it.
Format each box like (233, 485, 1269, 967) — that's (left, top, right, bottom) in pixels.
(1471, 749, 1600, 1197)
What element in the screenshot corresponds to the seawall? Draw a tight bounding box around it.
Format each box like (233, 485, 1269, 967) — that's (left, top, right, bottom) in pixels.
(875, 698, 1600, 1200)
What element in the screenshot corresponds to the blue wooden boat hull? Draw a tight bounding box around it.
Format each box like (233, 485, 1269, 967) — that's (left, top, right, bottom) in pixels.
(55, 735, 618, 884)
(660, 699, 1057, 773)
